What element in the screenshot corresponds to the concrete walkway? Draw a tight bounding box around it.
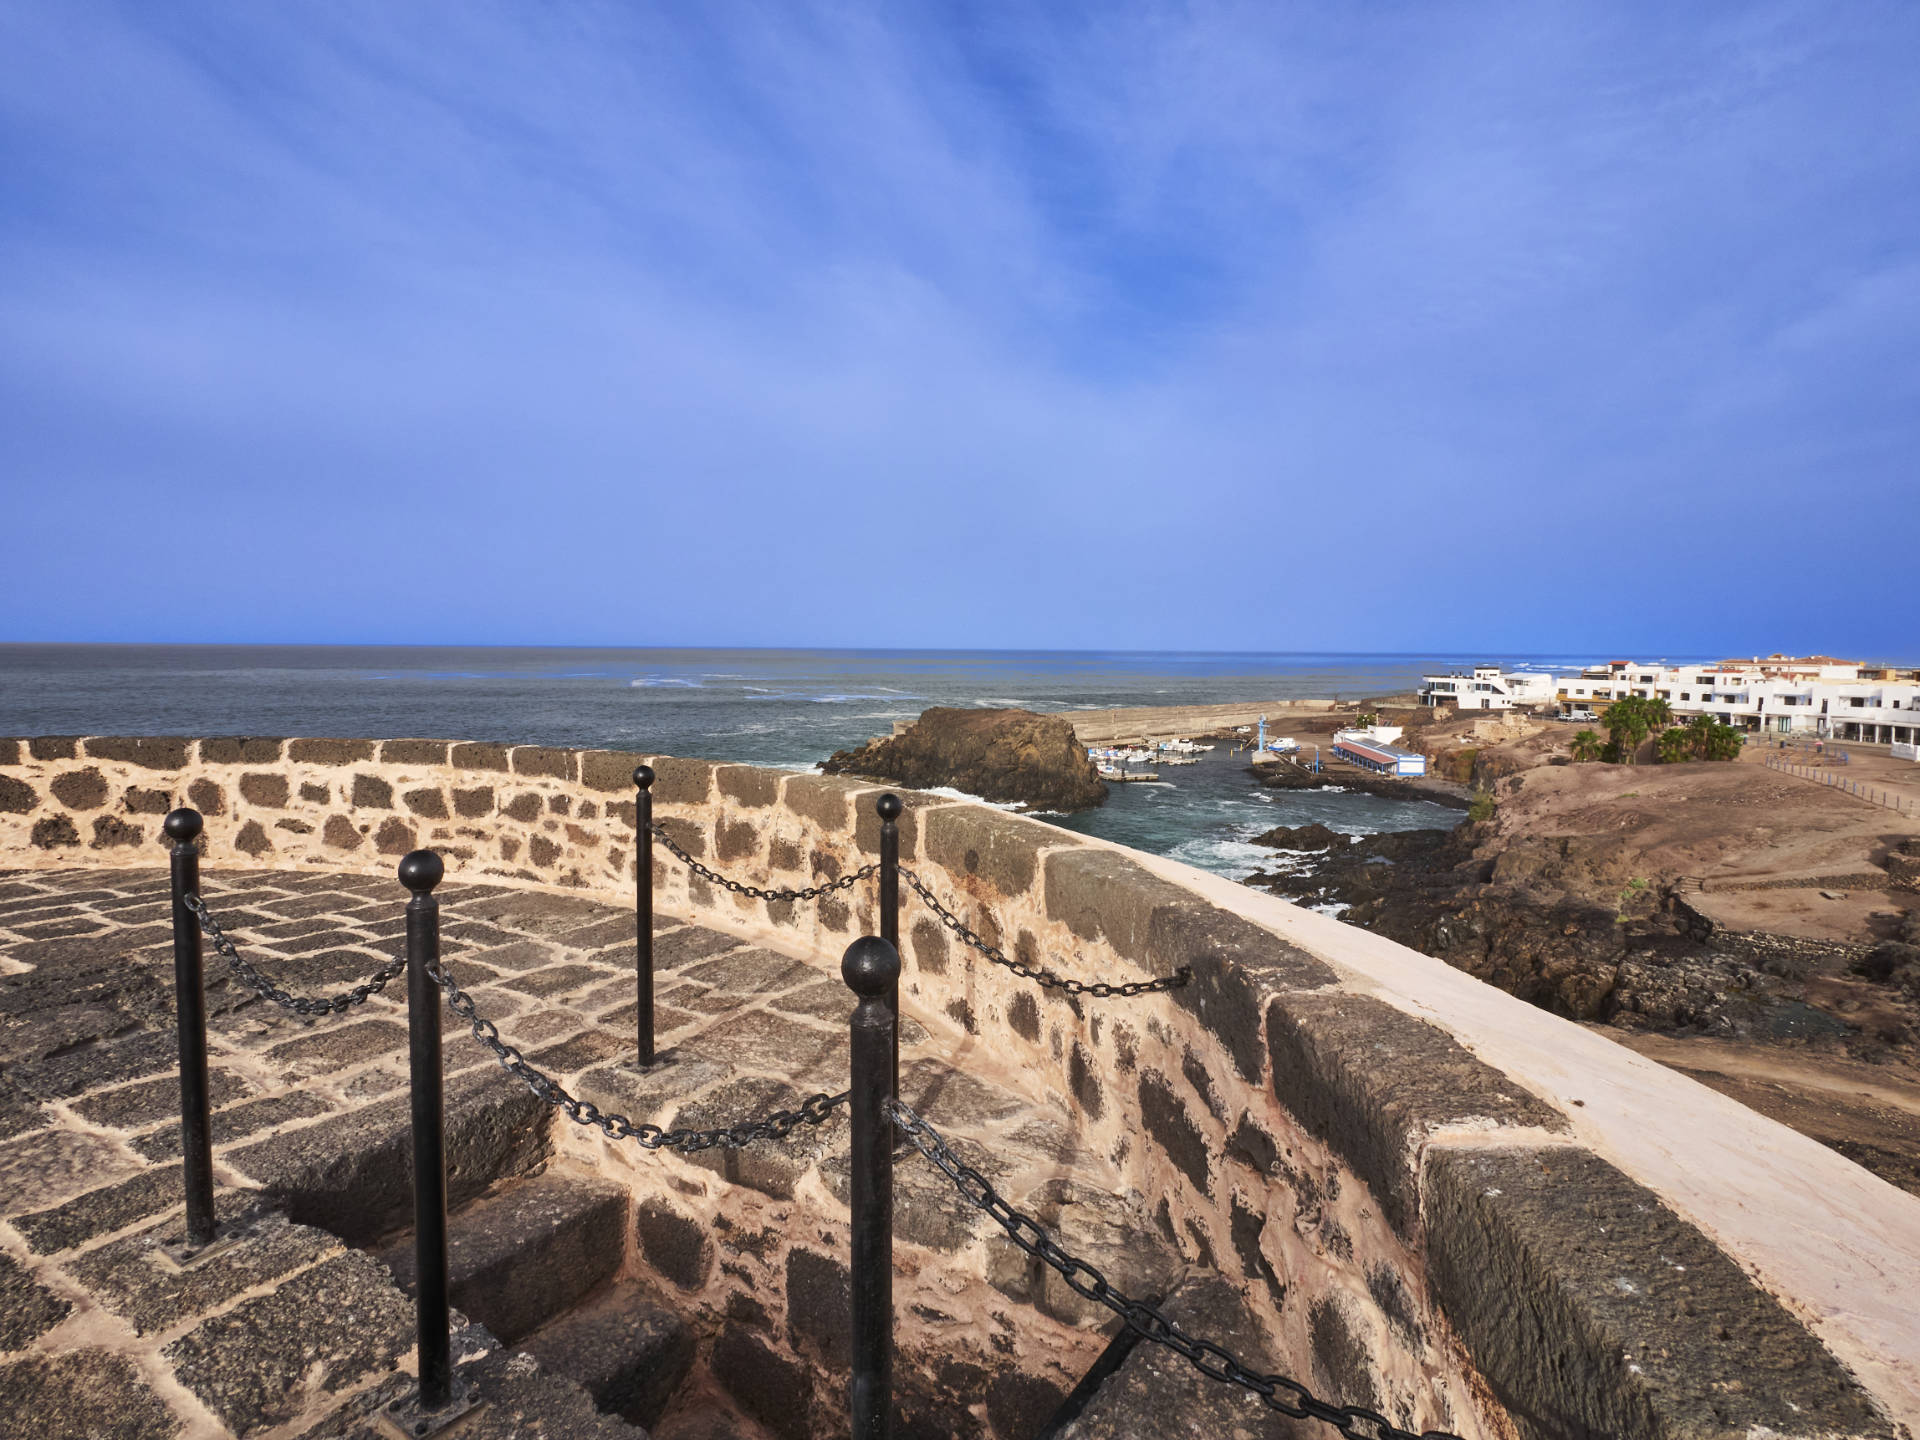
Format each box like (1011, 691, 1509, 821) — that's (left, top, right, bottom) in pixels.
(0, 866, 1167, 1440)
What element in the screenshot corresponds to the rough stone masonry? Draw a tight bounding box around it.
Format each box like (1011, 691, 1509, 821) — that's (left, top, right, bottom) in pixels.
(0, 735, 1912, 1439)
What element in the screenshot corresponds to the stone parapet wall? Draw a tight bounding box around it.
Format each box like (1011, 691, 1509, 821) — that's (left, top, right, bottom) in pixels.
(2, 736, 1912, 1439)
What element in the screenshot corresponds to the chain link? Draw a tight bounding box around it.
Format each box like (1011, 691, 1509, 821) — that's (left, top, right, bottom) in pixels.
(185, 894, 407, 1016)
(897, 866, 1190, 999)
(427, 959, 847, 1150)
(649, 822, 879, 905)
(889, 1099, 1461, 1440)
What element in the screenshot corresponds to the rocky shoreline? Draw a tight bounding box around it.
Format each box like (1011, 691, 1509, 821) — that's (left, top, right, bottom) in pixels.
(1244, 821, 1920, 1065)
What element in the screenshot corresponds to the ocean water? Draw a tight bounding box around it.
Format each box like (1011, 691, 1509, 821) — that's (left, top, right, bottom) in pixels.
(0, 645, 1533, 876)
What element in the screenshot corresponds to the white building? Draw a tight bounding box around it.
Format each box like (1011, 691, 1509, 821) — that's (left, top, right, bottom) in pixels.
(1551, 657, 1920, 744)
(1419, 666, 1560, 711)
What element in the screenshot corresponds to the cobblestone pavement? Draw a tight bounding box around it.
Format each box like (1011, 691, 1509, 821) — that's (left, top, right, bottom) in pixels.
(0, 866, 1151, 1440)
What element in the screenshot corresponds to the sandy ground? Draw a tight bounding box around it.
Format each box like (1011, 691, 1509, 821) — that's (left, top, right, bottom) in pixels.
(1067, 698, 1346, 746)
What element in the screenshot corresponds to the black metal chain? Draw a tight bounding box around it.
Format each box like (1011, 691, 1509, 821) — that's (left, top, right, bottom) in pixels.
(897, 866, 1190, 999)
(649, 822, 879, 904)
(184, 894, 407, 1017)
(890, 1100, 1460, 1440)
(426, 960, 847, 1151)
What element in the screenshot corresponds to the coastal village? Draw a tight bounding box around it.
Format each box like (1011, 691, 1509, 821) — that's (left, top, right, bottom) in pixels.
(830, 655, 1920, 1205)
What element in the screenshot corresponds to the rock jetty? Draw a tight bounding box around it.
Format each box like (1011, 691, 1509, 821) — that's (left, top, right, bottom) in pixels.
(822, 707, 1107, 811)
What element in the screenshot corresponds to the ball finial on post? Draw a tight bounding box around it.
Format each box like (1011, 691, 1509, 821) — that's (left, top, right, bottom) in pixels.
(398, 850, 444, 895)
(164, 808, 203, 845)
(633, 764, 655, 791)
(842, 935, 900, 999)
(875, 793, 902, 823)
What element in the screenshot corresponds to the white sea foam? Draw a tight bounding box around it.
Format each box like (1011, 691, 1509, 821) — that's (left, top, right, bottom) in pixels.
(919, 786, 1026, 812)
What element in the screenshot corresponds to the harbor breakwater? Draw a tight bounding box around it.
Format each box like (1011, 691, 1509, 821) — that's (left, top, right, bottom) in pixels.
(3, 735, 1917, 1437)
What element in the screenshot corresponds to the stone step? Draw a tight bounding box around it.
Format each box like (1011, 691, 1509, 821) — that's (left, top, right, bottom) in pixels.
(517, 1278, 696, 1430)
(648, 1377, 783, 1440)
(1047, 1275, 1302, 1440)
(229, 1064, 553, 1246)
(382, 1171, 629, 1344)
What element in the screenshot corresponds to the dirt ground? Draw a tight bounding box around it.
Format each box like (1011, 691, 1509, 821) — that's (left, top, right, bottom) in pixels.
(1351, 704, 1920, 1196)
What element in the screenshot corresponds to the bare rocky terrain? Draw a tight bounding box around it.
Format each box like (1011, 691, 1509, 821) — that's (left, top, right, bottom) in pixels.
(1244, 708, 1920, 1197)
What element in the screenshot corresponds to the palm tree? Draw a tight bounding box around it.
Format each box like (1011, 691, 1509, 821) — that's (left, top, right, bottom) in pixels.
(1570, 729, 1604, 762)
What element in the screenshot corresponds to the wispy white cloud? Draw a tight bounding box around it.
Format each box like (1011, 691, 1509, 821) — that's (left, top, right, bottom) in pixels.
(1, 0, 1915, 653)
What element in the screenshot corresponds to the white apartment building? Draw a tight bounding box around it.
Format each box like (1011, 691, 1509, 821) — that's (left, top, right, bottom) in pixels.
(1552, 657, 1920, 744)
(1419, 666, 1562, 711)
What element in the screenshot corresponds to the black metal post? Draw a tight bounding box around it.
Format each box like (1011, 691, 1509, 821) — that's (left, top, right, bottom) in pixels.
(165, 808, 217, 1251)
(633, 765, 656, 1068)
(402, 849, 453, 1413)
(876, 793, 901, 1095)
(844, 935, 899, 1440)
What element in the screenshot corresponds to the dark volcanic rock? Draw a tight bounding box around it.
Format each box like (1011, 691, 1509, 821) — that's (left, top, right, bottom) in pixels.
(822, 707, 1106, 812)
(1251, 821, 1348, 851)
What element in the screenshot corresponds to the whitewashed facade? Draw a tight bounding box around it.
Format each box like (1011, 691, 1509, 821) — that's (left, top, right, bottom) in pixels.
(1551, 658, 1920, 744)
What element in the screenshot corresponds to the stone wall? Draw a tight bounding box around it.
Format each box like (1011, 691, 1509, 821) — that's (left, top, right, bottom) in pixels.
(1, 736, 1911, 1440)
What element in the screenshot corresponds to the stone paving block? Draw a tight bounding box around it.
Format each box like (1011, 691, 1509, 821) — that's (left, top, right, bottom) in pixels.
(654, 924, 743, 969)
(229, 1065, 550, 1245)
(767, 977, 852, 1023)
(0, 1349, 180, 1439)
(67, 1206, 341, 1336)
(0, 1128, 141, 1218)
(679, 948, 816, 996)
(597, 1000, 702, 1037)
(0, 1081, 46, 1140)
(163, 1250, 413, 1437)
(505, 963, 617, 998)
(660, 982, 742, 1015)
(464, 890, 613, 934)
(575, 1054, 734, 1128)
(131, 1089, 335, 1162)
(443, 920, 523, 951)
(72, 1068, 251, 1130)
(460, 937, 560, 972)
(680, 1008, 841, 1085)
(9, 1025, 177, 1100)
(383, 1173, 627, 1344)
(0, 1250, 70, 1351)
(528, 1029, 631, 1076)
(264, 1017, 407, 1074)
(554, 914, 640, 951)
(294, 1346, 650, 1439)
(520, 1278, 696, 1428)
(12, 1165, 201, 1255)
(1266, 992, 1565, 1236)
(1425, 1145, 1895, 1440)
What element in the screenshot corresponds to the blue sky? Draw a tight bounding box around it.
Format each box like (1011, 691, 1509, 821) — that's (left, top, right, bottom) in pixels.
(3, 2, 1916, 656)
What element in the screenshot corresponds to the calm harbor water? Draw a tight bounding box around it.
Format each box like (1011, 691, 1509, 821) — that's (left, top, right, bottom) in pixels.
(0, 646, 1570, 877)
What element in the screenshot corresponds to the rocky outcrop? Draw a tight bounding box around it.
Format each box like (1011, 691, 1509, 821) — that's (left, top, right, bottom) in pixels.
(1252, 822, 1348, 852)
(821, 708, 1107, 812)
(1246, 824, 1919, 1063)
